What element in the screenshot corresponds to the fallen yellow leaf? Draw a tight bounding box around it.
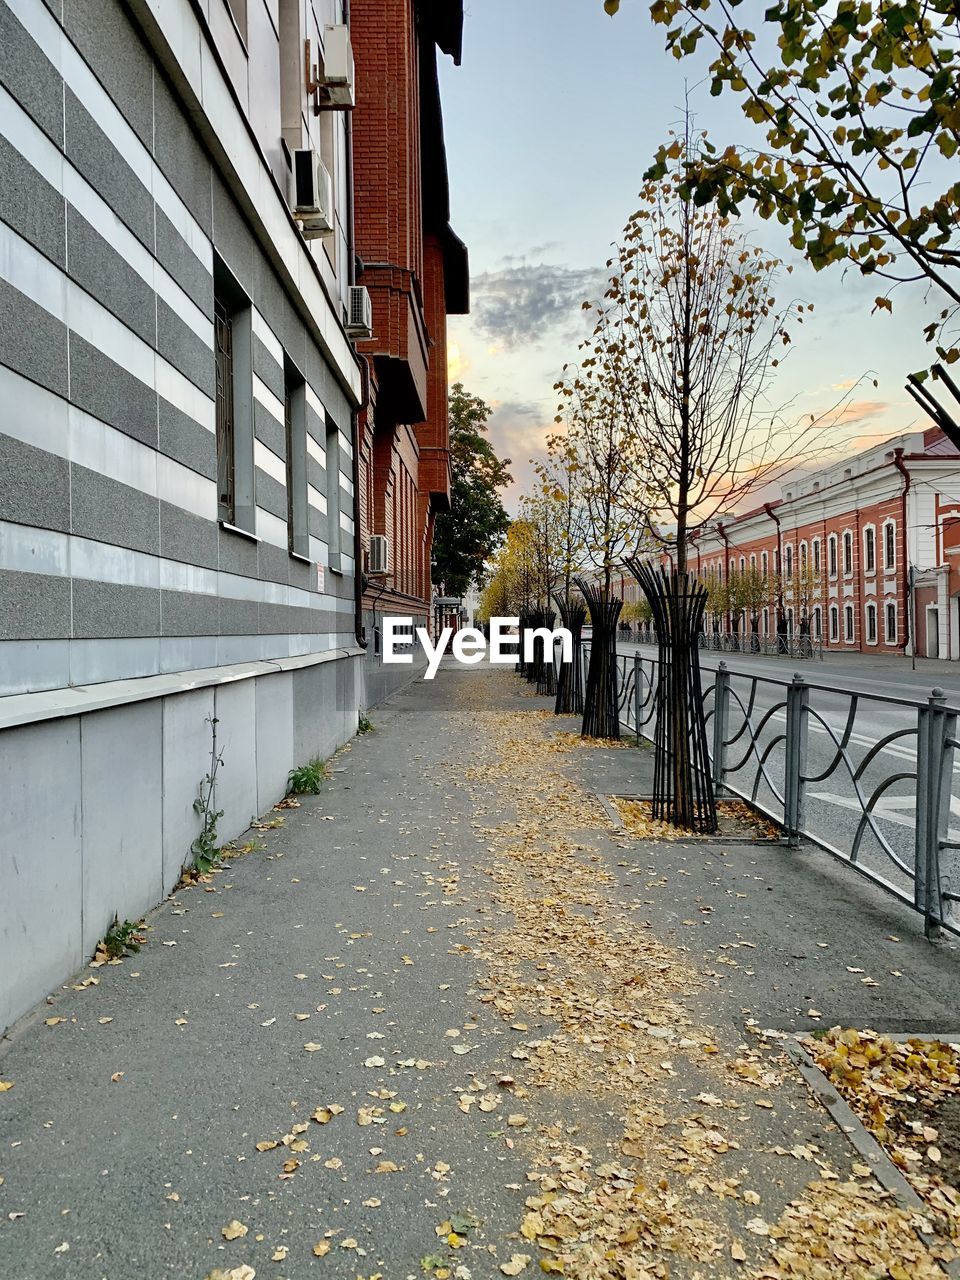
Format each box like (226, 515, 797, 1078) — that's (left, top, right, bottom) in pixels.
(501, 1255, 531, 1275)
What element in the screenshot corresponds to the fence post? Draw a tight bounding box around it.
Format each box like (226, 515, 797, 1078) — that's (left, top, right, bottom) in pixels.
(915, 688, 955, 938)
(712, 662, 730, 794)
(783, 673, 809, 847)
(633, 652, 641, 742)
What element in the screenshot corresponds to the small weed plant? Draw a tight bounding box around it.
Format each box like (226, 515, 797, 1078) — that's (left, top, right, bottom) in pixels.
(287, 757, 326, 795)
(192, 715, 225, 874)
(358, 712, 374, 734)
(100, 918, 146, 960)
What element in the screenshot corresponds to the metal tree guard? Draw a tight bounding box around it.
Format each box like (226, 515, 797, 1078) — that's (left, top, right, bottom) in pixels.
(554, 595, 586, 715)
(628, 561, 717, 832)
(516, 609, 533, 677)
(575, 578, 622, 740)
(535, 609, 558, 696)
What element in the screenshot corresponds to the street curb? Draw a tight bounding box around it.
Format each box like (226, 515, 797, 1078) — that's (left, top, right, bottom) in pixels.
(784, 1036, 960, 1278)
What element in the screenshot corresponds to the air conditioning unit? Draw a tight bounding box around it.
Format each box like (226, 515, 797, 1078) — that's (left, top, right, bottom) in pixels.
(321, 24, 356, 109)
(345, 285, 373, 339)
(368, 534, 389, 576)
(292, 148, 333, 237)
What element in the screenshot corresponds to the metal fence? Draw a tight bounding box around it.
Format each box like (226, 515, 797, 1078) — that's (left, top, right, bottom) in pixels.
(577, 643, 960, 937)
(624, 629, 824, 660)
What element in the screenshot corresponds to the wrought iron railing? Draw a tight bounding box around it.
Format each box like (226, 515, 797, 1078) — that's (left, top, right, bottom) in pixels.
(576, 643, 960, 937)
(621, 629, 824, 660)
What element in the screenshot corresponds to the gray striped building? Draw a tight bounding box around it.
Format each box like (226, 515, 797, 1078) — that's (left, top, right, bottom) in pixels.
(0, 0, 379, 1032)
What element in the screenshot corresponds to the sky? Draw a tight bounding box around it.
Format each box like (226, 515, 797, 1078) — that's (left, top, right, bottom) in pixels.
(436, 0, 940, 513)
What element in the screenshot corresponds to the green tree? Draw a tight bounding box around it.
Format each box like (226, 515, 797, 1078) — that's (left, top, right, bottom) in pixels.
(737, 564, 773, 648)
(431, 384, 512, 598)
(606, 0, 960, 367)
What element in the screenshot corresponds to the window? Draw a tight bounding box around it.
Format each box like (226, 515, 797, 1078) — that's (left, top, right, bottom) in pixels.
(325, 414, 343, 571)
(866, 602, 877, 644)
(214, 296, 234, 523)
(844, 604, 854, 642)
(884, 521, 896, 571)
(785, 544, 793, 579)
(813, 538, 821, 572)
(864, 526, 876, 573)
(813, 606, 822, 639)
(739, 555, 746, 573)
(799, 540, 808, 569)
(885, 602, 897, 644)
(278, 0, 303, 149)
(750, 553, 756, 569)
(830, 605, 839, 641)
(761, 550, 768, 576)
(225, 0, 247, 42)
(828, 534, 838, 577)
(843, 531, 853, 576)
(762, 608, 769, 636)
(214, 256, 254, 532)
(284, 358, 309, 558)
(787, 607, 794, 635)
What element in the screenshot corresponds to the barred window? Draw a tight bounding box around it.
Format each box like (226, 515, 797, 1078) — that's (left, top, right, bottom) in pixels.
(214, 296, 235, 524)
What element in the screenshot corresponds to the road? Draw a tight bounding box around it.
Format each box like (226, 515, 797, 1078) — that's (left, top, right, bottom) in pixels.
(613, 642, 960, 919)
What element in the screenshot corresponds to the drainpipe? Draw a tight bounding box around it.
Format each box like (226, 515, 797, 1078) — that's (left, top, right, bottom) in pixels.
(344, 0, 367, 651)
(718, 522, 731, 635)
(764, 503, 786, 647)
(892, 448, 912, 658)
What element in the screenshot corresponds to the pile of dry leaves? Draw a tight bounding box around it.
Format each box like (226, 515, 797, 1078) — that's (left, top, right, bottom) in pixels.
(806, 1026, 960, 1246)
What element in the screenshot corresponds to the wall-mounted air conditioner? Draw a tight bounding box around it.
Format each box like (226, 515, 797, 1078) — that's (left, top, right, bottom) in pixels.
(368, 535, 389, 575)
(292, 148, 333, 238)
(321, 25, 356, 109)
(345, 285, 373, 340)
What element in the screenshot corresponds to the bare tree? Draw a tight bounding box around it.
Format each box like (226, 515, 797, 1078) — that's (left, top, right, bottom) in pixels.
(586, 127, 870, 574)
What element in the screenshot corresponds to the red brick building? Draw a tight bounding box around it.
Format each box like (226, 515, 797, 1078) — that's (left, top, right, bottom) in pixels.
(351, 0, 468, 695)
(613, 428, 960, 659)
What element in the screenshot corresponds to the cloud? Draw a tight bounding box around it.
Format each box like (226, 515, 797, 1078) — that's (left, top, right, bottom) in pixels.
(830, 399, 890, 428)
(485, 399, 556, 512)
(469, 263, 606, 349)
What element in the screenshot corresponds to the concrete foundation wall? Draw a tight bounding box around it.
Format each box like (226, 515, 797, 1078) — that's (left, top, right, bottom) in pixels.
(0, 652, 362, 1035)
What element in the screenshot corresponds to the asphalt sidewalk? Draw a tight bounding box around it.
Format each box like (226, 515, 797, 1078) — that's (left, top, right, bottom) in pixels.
(1, 663, 959, 1279)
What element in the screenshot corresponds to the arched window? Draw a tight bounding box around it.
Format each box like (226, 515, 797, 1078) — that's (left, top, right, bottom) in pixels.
(785, 545, 793, 579)
(761, 550, 768, 576)
(812, 538, 821, 573)
(865, 601, 877, 643)
(885, 601, 897, 644)
(863, 526, 876, 574)
(828, 535, 838, 577)
(883, 521, 896, 570)
(829, 605, 839, 641)
(843, 531, 853, 576)
(844, 604, 854, 641)
(813, 606, 822, 639)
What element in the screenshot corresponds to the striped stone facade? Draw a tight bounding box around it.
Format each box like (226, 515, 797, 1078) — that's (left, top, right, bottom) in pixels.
(0, 0, 392, 1032)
